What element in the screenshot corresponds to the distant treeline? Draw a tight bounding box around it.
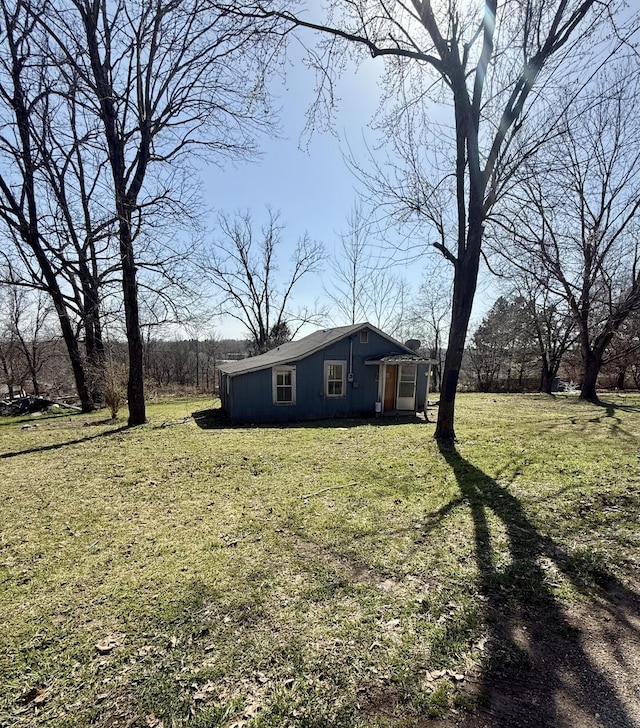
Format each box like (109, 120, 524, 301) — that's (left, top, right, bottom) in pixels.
(2, 330, 636, 406)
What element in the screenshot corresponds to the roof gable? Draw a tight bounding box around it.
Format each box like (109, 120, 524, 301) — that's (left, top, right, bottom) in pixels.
(218, 323, 417, 377)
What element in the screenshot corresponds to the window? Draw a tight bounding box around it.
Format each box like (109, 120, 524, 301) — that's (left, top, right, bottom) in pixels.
(360, 330, 369, 344)
(325, 360, 346, 397)
(272, 367, 296, 404)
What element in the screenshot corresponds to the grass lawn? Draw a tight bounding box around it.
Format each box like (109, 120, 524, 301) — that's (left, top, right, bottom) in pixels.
(1, 393, 638, 727)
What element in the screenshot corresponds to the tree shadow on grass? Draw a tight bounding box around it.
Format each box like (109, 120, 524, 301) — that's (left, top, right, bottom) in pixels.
(595, 398, 640, 414)
(192, 407, 428, 430)
(437, 443, 640, 728)
(0, 425, 129, 459)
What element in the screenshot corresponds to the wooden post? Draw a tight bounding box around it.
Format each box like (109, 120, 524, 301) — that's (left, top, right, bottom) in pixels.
(425, 363, 432, 421)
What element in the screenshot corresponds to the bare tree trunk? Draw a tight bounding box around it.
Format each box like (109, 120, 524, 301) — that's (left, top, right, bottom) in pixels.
(539, 355, 553, 395)
(43, 266, 94, 411)
(0, 347, 15, 400)
(78, 1, 147, 426)
(118, 207, 146, 425)
(78, 258, 105, 404)
(435, 245, 479, 441)
(580, 352, 602, 403)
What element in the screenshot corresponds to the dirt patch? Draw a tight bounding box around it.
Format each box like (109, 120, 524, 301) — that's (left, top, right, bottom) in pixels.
(283, 529, 424, 597)
(431, 579, 640, 728)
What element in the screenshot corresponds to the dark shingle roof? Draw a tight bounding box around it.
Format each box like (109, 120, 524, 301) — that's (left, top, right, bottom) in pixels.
(218, 322, 414, 377)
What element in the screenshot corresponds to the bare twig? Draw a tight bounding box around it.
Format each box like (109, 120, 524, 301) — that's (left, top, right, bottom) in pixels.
(302, 482, 357, 499)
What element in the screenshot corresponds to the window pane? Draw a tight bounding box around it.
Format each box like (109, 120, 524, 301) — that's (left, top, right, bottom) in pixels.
(398, 381, 415, 398)
(328, 364, 342, 380)
(277, 371, 291, 386)
(400, 364, 416, 382)
(277, 386, 292, 402)
(398, 365, 416, 398)
(326, 362, 344, 396)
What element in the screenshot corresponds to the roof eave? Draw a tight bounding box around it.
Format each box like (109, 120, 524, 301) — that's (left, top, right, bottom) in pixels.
(219, 323, 372, 378)
(218, 322, 423, 377)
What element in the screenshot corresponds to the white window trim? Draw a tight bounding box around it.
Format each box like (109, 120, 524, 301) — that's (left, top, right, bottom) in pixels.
(360, 330, 369, 344)
(272, 366, 296, 405)
(324, 360, 347, 398)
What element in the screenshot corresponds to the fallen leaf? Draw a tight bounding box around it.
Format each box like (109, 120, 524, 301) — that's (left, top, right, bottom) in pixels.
(193, 682, 216, 701)
(95, 635, 123, 654)
(475, 636, 488, 652)
(243, 700, 261, 717)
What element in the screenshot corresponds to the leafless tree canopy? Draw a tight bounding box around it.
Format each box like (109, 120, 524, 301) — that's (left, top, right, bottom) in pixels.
(231, 0, 634, 439)
(203, 209, 326, 353)
(494, 65, 640, 401)
(323, 202, 409, 335)
(0, 0, 282, 421)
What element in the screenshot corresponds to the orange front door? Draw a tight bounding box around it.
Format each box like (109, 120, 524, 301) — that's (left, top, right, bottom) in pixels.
(384, 365, 397, 411)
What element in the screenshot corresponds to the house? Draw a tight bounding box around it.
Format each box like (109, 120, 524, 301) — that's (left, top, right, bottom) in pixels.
(218, 322, 436, 423)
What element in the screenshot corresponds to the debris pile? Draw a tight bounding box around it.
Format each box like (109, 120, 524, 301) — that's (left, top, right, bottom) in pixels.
(0, 395, 80, 416)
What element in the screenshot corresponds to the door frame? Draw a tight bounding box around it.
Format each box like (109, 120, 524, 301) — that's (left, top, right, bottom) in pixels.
(396, 363, 417, 410)
(378, 362, 417, 412)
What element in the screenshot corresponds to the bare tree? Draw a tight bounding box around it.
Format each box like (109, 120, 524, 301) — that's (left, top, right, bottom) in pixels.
(0, 283, 20, 399)
(2, 0, 281, 425)
(0, 0, 218, 413)
(0, 282, 56, 397)
(510, 272, 577, 394)
(599, 310, 640, 390)
(496, 68, 640, 402)
(365, 268, 410, 337)
(7, 287, 53, 396)
(236, 0, 632, 440)
(203, 210, 325, 353)
(0, 0, 99, 411)
(48, 0, 278, 423)
(325, 202, 410, 333)
(405, 267, 452, 390)
(33, 72, 119, 402)
(325, 202, 372, 325)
